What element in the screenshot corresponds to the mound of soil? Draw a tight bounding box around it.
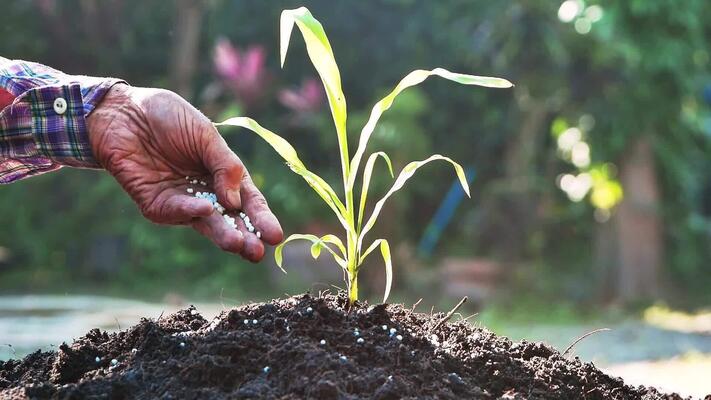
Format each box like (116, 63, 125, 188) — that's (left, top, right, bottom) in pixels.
(0, 293, 691, 399)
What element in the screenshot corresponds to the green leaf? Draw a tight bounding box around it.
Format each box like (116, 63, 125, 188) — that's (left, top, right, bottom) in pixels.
(309, 234, 348, 260)
(215, 117, 349, 230)
(357, 155, 469, 252)
(218, 117, 304, 169)
(359, 238, 393, 303)
(348, 68, 512, 190)
(310, 241, 323, 259)
(379, 239, 392, 303)
(275, 233, 347, 272)
(319, 234, 347, 259)
(358, 152, 393, 231)
(281, 7, 350, 185)
(360, 238, 380, 262)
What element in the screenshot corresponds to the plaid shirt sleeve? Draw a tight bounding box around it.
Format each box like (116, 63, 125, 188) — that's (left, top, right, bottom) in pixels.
(0, 59, 126, 184)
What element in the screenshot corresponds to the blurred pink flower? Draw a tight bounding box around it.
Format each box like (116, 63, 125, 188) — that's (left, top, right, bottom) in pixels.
(278, 78, 324, 113)
(35, 0, 56, 14)
(213, 38, 241, 80)
(213, 38, 268, 109)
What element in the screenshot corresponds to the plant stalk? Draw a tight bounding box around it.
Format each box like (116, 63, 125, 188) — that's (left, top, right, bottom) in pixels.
(348, 268, 358, 303)
(346, 225, 358, 303)
(342, 115, 359, 303)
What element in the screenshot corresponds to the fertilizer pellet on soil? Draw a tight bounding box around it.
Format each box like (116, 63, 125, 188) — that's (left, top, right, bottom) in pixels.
(0, 293, 687, 399)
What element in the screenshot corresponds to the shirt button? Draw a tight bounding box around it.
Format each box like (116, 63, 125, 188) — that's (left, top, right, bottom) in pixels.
(53, 98, 67, 115)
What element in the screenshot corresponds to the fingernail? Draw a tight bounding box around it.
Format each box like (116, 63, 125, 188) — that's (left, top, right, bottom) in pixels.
(227, 189, 241, 209)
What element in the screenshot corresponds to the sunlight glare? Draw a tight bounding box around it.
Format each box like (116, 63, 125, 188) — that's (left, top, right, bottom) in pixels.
(558, 0, 582, 23)
(571, 142, 591, 168)
(557, 127, 582, 151)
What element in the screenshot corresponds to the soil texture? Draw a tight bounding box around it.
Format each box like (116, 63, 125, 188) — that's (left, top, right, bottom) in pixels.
(0, 293, 696, 399)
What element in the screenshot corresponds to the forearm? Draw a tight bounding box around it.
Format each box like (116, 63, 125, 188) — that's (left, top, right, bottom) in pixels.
(0, 58, 125, 183)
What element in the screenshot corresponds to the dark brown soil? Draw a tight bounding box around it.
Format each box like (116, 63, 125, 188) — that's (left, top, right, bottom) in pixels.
(0, 293, 692, 399)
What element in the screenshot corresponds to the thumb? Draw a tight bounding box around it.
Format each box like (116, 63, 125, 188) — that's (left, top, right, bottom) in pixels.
(201, 128, 245, 210)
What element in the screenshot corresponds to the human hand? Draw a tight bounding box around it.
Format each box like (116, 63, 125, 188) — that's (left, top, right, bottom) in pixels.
(86, 84, 283, 262)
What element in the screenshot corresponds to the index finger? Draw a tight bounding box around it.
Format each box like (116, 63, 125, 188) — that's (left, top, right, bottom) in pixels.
(200, 128, 245, 210)
(240, 172, 283, 245)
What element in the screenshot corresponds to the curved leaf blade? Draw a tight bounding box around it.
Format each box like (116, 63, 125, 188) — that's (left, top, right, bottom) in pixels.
(216, 117, 348, 230)
(357, 155, 469, 251)
(281, 7, 350, 183)
(309, 234, 347, 260)
(379, 239, 392, 303)
(360, 238, 381, 263)
(319, 234, 347, 259)
(359, 238, 393, 303)
(357, 151, 393, 231)
(310, 241, 323, 259)
(348, 68, 512, 190)
(275, 233, 347, 272)
(218, 117, 305, 170)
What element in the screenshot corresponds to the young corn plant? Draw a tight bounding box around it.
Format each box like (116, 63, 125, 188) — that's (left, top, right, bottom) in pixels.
(216, 7, 512, 305)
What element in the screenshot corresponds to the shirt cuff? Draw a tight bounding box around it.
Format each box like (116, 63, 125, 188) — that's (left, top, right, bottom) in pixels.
(0, 77, 125, 183)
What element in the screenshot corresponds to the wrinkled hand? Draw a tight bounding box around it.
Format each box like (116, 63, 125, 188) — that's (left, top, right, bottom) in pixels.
(86, 84, 283, 261)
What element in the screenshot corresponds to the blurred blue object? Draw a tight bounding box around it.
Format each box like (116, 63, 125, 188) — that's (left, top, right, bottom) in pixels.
(417, 167, 476, 257)
(702, 83, 711, 105)
(701, 84, 711, 136)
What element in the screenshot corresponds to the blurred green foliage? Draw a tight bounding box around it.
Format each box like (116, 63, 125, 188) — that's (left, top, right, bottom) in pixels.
(1, 0, 710, 305)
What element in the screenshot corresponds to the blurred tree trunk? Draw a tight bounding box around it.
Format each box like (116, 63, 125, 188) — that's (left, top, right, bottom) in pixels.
(615, 136, 663, 301)
(170, 0, 205, 99)
(488, 97, 548, 260)
(34, 0, 75, 69)
(597, 136, 663, 303)
(505, 100, 548, 181)
(79, 0, 122, 64)
(594, 213, 617, 301)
